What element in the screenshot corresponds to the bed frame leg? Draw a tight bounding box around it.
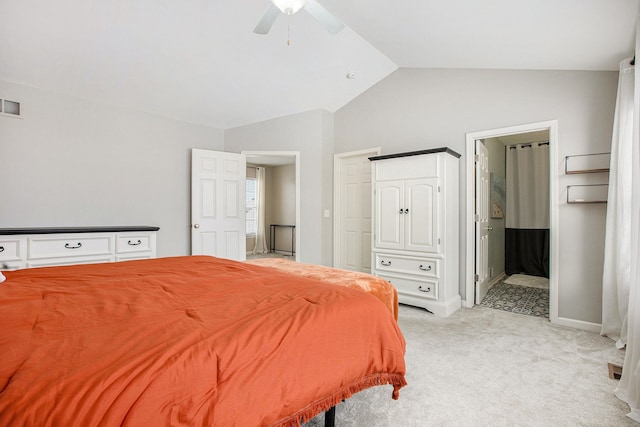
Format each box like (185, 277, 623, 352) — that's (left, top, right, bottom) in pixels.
(324, 406, 336, 427)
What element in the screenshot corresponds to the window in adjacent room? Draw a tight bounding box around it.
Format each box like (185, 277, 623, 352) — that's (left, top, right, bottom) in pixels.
(246, 177, 257, 236)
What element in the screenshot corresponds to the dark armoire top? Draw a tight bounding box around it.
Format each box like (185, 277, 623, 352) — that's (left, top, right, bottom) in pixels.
(369, 147, 461, 161)
(0, 226, 160, 235)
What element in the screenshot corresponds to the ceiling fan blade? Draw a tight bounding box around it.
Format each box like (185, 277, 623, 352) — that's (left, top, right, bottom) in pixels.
(303, 0, 345, 35)
(254, 4, 280, 35)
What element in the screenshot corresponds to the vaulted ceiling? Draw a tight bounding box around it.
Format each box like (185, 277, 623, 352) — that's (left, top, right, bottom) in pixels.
(0, 0, 637, 129)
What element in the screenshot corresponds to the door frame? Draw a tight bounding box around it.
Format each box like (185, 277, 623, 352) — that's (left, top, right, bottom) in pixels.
(333, 148, 381, 268)
(242, 151, 301, 261)
(464, 120, 559, 325)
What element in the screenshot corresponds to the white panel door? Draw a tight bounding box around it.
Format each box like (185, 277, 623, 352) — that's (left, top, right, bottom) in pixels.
(404, 178, 439, 253)
(191, 149, 246, 261)
(339, 156, 373, 272)
(374, 180, 404, 251)
(475, 140, 490, 303)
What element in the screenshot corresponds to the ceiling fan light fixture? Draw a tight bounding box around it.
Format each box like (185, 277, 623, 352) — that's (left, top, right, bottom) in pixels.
(271, 0, 309, 15)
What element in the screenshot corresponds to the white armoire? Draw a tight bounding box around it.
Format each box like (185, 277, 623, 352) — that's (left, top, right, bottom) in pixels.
(370, 148, 460, 316)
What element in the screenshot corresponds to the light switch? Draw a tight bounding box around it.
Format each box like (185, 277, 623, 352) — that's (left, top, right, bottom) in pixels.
(323, 209, 330, 218)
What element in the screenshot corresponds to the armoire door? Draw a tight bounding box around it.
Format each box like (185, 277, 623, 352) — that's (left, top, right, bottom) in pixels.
(374, 180, 404, 251)
(404, 178, 439, 253)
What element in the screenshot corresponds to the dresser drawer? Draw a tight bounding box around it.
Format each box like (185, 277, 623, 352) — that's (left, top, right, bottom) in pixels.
(374, 253, 439, 278)
(377, 273, 438, 300)
(28, 235, 114, 260)
(0, 238, 24, 262)
(116, 234, 153, 254)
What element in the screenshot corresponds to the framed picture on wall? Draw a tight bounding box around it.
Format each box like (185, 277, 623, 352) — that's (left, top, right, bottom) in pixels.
(490, 173, 505, 219)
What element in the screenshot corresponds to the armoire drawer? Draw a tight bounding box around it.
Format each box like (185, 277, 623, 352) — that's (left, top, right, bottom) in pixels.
(28, 235, 113, 260)
(374, 253, 439, 278)
(377, 273, 438, 300)
(116, 234, 153, 254)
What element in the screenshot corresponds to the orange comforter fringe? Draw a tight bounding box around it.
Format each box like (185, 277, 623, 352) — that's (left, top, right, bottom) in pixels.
(275, 373, 408, 427)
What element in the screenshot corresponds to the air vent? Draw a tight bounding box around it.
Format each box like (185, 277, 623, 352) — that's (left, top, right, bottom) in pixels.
(1, 98, 22, 118)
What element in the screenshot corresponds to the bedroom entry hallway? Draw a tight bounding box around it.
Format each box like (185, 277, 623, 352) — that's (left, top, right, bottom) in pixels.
(465, 121, 559, 322)
(244, 153, 299, 261)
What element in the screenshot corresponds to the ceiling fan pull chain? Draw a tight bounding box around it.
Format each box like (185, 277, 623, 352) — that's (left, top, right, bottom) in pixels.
(287, 14, 291, 46)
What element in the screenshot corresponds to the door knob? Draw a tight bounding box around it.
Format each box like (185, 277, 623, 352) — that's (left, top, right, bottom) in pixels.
(194, 224, 200, 229)
(485, 226, 493, 231)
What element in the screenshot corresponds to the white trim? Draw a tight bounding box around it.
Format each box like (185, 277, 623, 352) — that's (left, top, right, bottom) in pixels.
(333, 148, 381, 268)
(465, 120, 559, 325)
(242, 151, 301, 261)
(488, 271, 507, 290)
(554, 317, 602, 333)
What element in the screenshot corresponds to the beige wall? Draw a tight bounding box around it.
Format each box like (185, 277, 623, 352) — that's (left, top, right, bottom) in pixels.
(334, 68, 618, 325)
(0, 80, 225, 257)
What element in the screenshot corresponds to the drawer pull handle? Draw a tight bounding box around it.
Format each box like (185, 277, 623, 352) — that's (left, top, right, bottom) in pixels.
(419, 285, 431, 293)
(64, 243, 82, 249)
(128, 240, 142, 246)
(0, 246, 4, 253)
(380, 260, 391, 266)
(419, 265, 432, 271)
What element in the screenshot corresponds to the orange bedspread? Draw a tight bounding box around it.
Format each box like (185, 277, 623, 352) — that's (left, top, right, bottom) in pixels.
(0, 256, 406, 426)
(246, 258, 399, 320)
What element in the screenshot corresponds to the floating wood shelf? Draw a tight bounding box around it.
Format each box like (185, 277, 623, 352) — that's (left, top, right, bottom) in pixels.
(567, 184, 608, 204)
(565, 153, 610, 174)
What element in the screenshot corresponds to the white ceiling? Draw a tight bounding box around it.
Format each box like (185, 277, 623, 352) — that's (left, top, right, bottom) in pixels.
(0, 1, 637, 129)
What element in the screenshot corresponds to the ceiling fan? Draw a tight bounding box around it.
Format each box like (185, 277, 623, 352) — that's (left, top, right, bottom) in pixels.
(254, 0, 345, 36)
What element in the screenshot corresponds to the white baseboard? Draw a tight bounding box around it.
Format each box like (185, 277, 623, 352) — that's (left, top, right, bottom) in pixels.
(488, 272, 506, 289)
(553, 316, 601, 333)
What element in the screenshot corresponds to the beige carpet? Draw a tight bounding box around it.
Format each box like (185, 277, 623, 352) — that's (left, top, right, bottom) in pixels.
(504, 273, 549, 289)
(304, 304, 633, 426)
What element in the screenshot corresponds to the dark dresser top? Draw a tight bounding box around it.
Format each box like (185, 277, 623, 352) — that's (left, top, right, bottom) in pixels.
(0, 226, 159, 235)
(369, 147, 461, 161)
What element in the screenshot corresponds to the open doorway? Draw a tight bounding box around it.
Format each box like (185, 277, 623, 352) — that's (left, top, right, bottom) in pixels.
(465, 121, 559, 324)
(477, 131, 551, 317)
(243, 152, 300, 261)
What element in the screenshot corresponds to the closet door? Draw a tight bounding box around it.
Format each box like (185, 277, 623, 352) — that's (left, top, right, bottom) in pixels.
(404, 178, 439, 253)
(374, 180, 404, 250)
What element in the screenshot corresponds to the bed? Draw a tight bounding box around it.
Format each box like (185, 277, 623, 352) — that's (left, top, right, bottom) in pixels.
(246, 258, 399, 320)
(0, 255, 406, 426)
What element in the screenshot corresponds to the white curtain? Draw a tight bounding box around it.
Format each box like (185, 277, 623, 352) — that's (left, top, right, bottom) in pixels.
(505, 143, 550, 229)
(603, 47, 640, 421)
(601, 59, 635, 348)
(253, 167, 269, 254)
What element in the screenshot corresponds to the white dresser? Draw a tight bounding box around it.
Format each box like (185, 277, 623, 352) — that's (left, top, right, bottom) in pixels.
(370, 148, 460, 316)
(0, 226, 159, 269)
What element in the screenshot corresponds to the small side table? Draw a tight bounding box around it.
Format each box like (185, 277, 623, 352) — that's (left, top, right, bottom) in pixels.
(270, 224, 295, 256)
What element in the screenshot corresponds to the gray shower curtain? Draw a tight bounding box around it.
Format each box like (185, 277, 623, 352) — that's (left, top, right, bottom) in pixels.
(505, 142, 550, 277)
